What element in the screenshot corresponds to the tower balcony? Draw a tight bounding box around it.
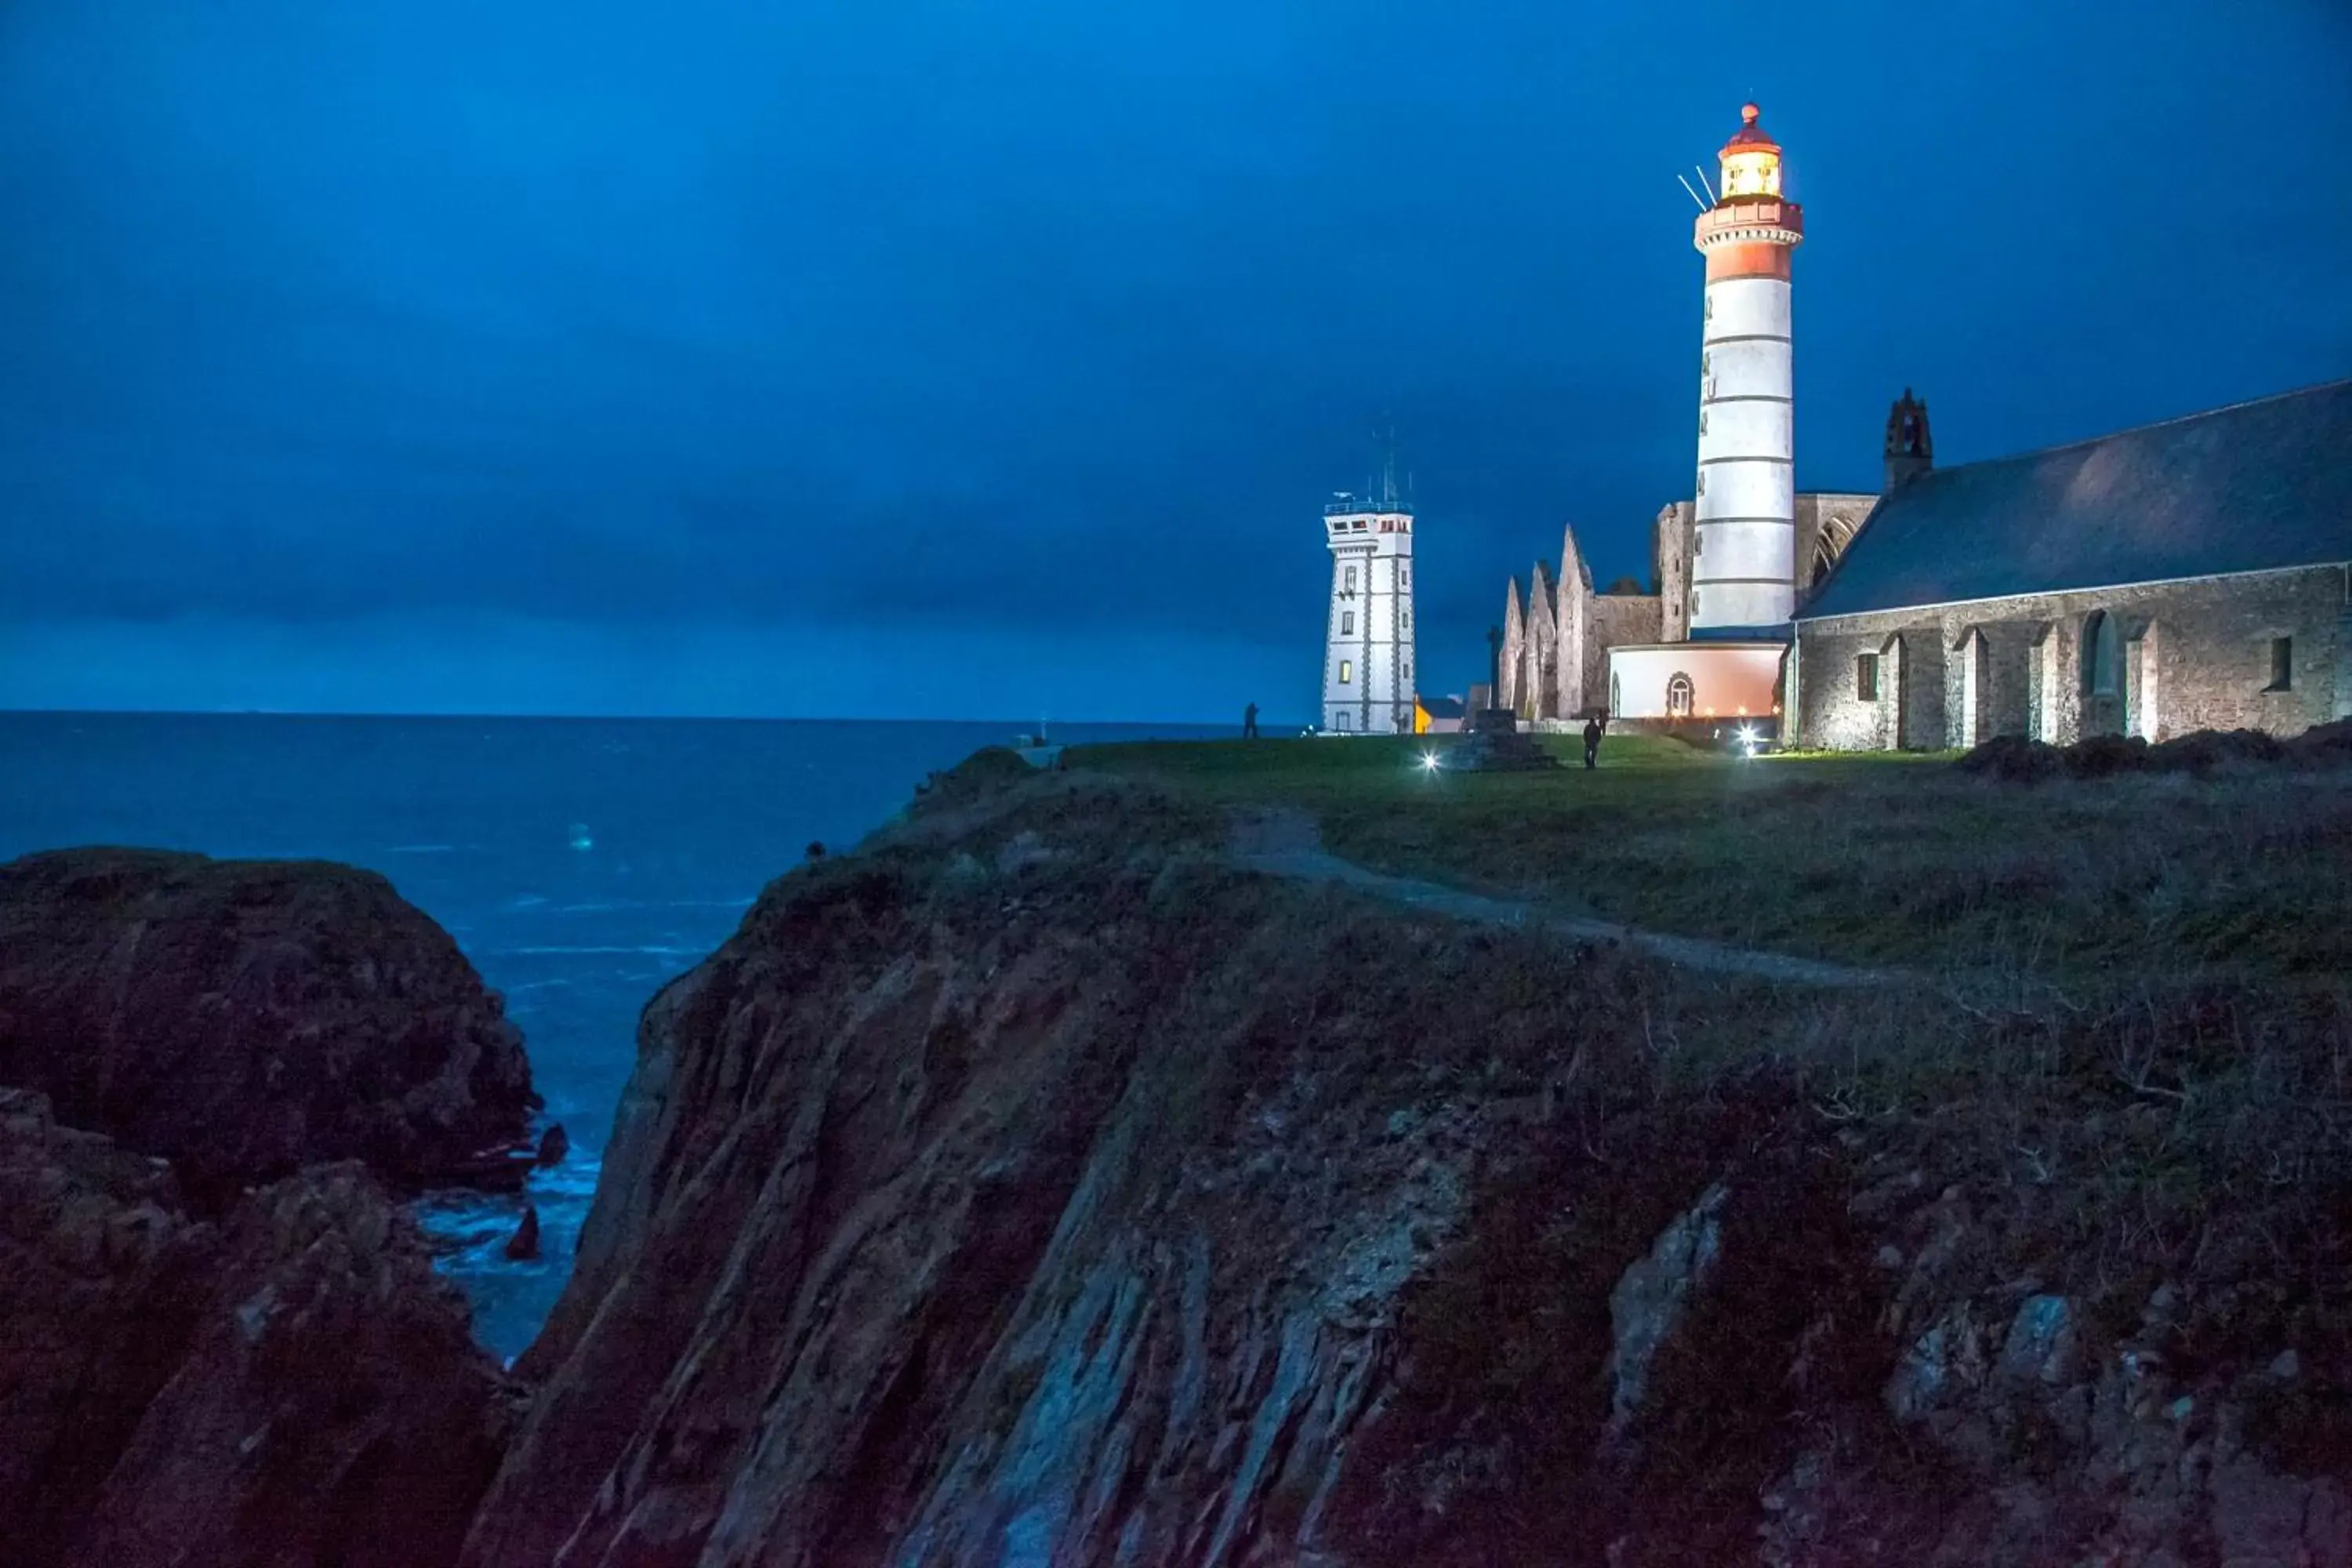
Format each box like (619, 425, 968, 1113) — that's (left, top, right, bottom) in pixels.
(1695, 198, 1804, 251)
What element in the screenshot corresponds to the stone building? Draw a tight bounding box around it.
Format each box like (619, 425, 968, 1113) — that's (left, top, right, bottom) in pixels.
(1497, 492, 1876, 724)
(1791, 379, 2352, 750)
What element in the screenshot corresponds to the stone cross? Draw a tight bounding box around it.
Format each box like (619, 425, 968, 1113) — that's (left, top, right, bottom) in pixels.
(1486, 625, 1504, 701)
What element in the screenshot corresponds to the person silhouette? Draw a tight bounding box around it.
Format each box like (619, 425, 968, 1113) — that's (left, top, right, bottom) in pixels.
(1583, 713, 1604, 769)
(1243, 702, 1260, 739)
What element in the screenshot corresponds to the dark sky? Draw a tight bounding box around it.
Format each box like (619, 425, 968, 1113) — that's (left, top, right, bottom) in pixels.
(3, 0, 2347, 720)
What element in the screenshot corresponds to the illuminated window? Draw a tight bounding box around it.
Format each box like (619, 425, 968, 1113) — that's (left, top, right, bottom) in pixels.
(1341, 611, 1354, 635)
(1856, 653, 1878, 701)
(2269, 637, 2294, 691)
(1339, 660, 1353, 684)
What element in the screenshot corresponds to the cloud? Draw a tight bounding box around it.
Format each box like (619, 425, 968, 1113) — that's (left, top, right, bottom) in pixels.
(2, 0, 2347, 712)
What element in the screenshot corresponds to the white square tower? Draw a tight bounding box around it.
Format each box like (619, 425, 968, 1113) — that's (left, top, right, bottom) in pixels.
(1320, 455, 1416, 735)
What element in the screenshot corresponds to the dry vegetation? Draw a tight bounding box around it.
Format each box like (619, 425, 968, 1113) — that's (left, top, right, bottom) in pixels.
(900, 749, 2352, 1547)
(1068, 731, 2352, 985)
(1054, 732, 2352, 1347)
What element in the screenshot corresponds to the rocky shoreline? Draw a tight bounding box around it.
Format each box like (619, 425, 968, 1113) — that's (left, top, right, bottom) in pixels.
(0, 847, 535, 1566)
(0, 848, 540, 1198)
(5, 771, 2349, 1565)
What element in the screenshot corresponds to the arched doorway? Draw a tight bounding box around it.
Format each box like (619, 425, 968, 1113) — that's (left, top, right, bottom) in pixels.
(1665, 672, 1695, 719)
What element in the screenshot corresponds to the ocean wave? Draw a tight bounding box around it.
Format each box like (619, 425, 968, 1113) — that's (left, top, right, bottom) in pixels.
(385, 844, 459, 855)
(525, 897, 754, 916)
(495, 944, 706, 958)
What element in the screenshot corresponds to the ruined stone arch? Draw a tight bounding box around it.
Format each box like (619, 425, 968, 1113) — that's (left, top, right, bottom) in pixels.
(1809, 513, 1859, 586)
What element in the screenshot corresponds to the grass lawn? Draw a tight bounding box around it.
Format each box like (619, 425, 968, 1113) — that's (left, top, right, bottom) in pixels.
(1065, 732, 2352, 985)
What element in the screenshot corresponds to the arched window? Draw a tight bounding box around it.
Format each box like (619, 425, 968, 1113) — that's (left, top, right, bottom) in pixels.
(2082, 611, 2121, 698)
(1665, 672, 1695, 718)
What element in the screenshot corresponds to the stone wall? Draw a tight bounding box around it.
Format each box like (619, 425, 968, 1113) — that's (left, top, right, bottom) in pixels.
(1586, 593, 1663, 717)
(1795, 565, 2349, 750)
(1653, 503, 1693, 644)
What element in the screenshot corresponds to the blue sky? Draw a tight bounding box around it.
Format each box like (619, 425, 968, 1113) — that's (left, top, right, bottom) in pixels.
(3, 0, 2347, 720)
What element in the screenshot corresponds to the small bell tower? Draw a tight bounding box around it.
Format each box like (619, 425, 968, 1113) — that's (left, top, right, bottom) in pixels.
(1884, 388, 1933, 491)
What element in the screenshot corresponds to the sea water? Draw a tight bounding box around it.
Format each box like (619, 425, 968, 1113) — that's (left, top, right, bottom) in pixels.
(0, 711, 1219, 1358)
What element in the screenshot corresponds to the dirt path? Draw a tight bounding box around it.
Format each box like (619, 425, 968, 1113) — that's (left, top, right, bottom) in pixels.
(1228, 809, 1896, 991)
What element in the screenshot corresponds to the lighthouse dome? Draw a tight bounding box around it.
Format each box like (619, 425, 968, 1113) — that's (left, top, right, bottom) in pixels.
(1717, 103, 1783, 200)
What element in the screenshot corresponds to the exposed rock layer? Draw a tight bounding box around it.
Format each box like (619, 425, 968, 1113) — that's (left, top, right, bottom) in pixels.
(459, 769, 2352, 1565)
(0, 1087, 516, 1568)
(0, 847, 537, 1193)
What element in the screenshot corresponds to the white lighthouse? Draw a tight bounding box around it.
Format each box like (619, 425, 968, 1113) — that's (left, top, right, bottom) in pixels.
(1691, 103, 1805, 630)
(1319, 445, 1416, 734)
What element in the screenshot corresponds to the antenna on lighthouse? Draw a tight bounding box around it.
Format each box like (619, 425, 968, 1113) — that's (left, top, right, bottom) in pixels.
(1374, 421, 1406, 510)
(1693, 163, 1718, 203)
(1676, 172, 1708, 211)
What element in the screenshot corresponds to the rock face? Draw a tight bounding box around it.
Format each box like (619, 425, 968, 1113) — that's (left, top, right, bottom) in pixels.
(456, 771, 2352, 1566)
(0, 847, 537, 1193)
(0, 1087, 516, 1568)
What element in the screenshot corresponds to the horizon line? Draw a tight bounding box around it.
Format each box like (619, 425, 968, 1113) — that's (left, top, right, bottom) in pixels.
(0, 706, 1291, 728)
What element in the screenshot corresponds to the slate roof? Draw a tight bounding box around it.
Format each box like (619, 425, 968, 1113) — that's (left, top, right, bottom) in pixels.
(1798, 380, 2352, 622)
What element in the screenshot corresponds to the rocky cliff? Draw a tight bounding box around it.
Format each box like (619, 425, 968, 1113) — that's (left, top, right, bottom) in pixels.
(459, 765, 2352, 1566)
(0, 847, 538, 1195)
(0, 1086, 517, 1568)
